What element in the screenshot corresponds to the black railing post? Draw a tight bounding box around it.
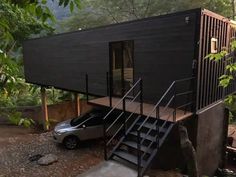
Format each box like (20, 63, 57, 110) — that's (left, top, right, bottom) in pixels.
(106, 72, 112, 107)
(109, 72, 113, 107)
(103, 119, 108, 160)
(137, 130, 141, 177)
(85, 73, 89, 102)
(106, 72, 109, 96)
(173, 82, 177, 122)
(156, 106, 160, 148)
(189, 77, 195, 114)
(140, 79, 143, 116)
(123, 97, 126, 134)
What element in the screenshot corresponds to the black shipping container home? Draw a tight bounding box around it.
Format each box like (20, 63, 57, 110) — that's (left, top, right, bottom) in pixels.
(23, 8, 236, 176)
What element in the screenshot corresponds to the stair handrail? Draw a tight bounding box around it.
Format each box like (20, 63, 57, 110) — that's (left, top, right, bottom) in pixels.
(137, 77, 195, 177)
(103, 78, 142, 120)
(137, 76, 195, 132)
(137, 81, 175, 132)
(137, 81, 175, 177)
(103, 78, 143, 160)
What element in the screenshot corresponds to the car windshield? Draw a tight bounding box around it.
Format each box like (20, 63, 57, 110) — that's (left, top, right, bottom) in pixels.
(70, 112, 91, 126)
(70, 109, 106, 127)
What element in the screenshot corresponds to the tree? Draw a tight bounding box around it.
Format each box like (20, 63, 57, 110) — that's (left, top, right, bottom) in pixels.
(232, 0, 235, 20)
(0, 0, 80, 107)
(60, 0, 233, 32)
(0, 0, 81, 127)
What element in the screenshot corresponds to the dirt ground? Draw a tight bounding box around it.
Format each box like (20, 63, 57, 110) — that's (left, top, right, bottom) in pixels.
(227, 124, 236, 172)
(0, 125, 36, 148)
(0, 125, 103, 177)
(0, 125, 183, 177)
(1, 124, 236, 177)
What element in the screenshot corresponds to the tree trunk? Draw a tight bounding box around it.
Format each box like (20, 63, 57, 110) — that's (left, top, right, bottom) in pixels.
(232, 0, 235, 20)
(41, 87, 49, 131)
(179, 124, 199, 177)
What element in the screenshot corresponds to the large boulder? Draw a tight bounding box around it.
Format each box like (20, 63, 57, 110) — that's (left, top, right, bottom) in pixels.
(37, 154, 58, 166)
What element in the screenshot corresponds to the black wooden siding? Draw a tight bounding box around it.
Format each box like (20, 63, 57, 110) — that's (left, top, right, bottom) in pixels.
(23, 9, 200, 104)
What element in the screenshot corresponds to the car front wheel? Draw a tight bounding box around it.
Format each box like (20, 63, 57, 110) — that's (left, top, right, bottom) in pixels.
(63, 136, 79, 150)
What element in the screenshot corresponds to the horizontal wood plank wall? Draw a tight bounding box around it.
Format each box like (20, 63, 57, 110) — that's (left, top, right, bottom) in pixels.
(23, 37, 109, 96)
(133, 13, 198, 104)
(196, 10, 236, 110)
(23, 9, 200, 104)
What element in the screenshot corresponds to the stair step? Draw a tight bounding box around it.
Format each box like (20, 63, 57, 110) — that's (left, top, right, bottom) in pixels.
(129, 131, 156, 142)
(122, 140, 153, 154)
(136, 122, 167, 133)
(113, 150, 145, 167)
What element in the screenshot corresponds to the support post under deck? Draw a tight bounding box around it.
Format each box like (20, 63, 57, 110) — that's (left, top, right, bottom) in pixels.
(41, 87, 49, 131)
(74, 93, 81, 116)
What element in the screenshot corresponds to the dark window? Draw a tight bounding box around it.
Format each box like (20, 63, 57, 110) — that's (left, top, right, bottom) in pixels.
(70, 109, 107, 126)
(110, 40, 134, 96)
(85, 116, 103, 126)
(114, 48, 123, 69)
(70, 113, 90, 126)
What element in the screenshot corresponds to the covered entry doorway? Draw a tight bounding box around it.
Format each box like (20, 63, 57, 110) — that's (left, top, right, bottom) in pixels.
(109, 41, 134, 97)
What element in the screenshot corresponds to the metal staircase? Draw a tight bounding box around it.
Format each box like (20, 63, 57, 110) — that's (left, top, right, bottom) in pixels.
(103, 77, 194, 177)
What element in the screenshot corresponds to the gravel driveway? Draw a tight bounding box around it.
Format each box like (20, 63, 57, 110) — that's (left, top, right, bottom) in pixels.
(1, 124, 236, 177)
(0, 125, 103, 177)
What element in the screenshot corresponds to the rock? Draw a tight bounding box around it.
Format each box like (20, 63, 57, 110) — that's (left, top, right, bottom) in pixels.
(20, 168, 25, 172)
(37, 154, 58, 166)
(216, 168, 236, 177)
(29, 154, 43, 162)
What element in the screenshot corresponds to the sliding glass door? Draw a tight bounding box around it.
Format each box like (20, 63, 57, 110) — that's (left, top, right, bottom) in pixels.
(110, 41, 134, 97)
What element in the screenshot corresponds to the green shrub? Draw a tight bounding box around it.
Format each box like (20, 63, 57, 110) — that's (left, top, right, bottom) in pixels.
(7, 111, 35, 128)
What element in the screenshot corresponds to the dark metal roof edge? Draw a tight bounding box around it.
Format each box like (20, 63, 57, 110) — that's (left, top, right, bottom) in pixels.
(24, 8, 202, 43)
(202, 8, 234, 23)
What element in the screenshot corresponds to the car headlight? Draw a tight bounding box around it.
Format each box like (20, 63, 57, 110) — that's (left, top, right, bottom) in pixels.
(54, 131, 66, 135)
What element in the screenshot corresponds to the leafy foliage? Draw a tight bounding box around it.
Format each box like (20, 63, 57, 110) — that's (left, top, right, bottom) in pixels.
(60, 0, 234, 32)
(219, 75, 234, 88)
(0, 0, 80, 105)
(6, 111, 35, 128)
(205, 50, 228, 62)
(0, 0, 81, 127)
(205, 39, 236, 122)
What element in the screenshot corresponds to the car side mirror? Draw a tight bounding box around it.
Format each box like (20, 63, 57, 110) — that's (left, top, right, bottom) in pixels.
(82, 124, 86, 129)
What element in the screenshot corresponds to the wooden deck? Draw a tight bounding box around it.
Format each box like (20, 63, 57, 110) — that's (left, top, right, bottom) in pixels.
(89, 97, 193, 122)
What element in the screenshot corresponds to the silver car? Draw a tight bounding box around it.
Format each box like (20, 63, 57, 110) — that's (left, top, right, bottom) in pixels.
(53, 109, 108, 149)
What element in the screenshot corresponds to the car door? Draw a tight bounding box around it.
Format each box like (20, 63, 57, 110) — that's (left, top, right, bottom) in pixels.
(77, 115, 103, 140)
